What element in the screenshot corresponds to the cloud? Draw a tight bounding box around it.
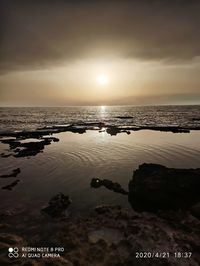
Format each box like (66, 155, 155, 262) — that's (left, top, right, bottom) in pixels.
(1, 0, 200, 73)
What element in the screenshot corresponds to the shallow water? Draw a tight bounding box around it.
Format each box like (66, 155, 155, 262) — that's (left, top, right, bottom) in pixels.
(0, 130, 200, 214)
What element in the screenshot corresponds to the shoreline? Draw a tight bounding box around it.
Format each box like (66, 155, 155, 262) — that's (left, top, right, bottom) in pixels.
(1, 121, 200, 138)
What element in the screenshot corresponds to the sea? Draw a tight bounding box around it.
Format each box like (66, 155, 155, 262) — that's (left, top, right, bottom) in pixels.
(0, 105, 200, 132)
(0, 105, 200, 214)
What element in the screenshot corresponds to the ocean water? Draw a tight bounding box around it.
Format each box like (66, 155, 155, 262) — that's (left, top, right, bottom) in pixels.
(0, 105, 200, 132)
(0, 105, 200, 214)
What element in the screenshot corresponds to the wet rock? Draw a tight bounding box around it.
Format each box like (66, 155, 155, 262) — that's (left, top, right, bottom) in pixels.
(0, 168, 21, 178)
(2, 179, 20, 190)
(106, 126, 131, 136)
(106, 126, 121, 136)
(14, 139, 52, 157)
(68, 126, 86, 134)
(128, 163, 200, 212)
(0, 134, 58, 158)
(91, 178, 128, 195)
(1, 139, 53, 158)
(41, 193, 71, 218)
(42, 137, 59, 142)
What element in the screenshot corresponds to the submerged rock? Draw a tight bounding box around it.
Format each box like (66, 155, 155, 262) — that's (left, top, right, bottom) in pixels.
(129, 163, 200, 212)
(2, 179, 20, 190)
(0, 168, 20, 178)
(41, 193, 71, 218)
(91, 178, 128, 195)
(1, 138, 56, 158)
(14, 139, 52, 157)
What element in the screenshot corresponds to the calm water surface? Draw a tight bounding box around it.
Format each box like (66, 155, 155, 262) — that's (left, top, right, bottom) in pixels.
(0, 129, 200, 213)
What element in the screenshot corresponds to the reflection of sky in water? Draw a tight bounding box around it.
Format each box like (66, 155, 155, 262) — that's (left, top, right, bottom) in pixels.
(0, 130, 200, 213)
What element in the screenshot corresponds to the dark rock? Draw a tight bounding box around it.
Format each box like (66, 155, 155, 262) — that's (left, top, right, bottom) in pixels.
(192, 118, 200, 121)
(106, 126, 121, 136)
(91, 178, 128, 195)
(2, 179, 20, 190)
(128, 163, 200, 212)
(42, 136, 59, 142)
(106, 126, 131, 136)
(0, 168, 21, 178)
(116, 116, 133, 119)
(69, 126, 87, 134)
(191, 202, 200, 220)
(8, 139, 52, 157)
(41, 193, 71, 217)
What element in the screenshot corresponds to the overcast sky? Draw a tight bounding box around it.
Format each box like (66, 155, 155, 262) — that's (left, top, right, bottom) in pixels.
(0, 0, 200, 106)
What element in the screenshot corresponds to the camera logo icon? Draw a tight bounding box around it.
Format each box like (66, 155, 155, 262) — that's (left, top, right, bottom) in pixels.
(8, 247, 19, 258)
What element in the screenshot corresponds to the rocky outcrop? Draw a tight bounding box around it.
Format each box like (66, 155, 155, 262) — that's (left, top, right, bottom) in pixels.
(128, 163, 200, 212)
(1, 138, 57, 158)
(0, 205, 200, 266)
(91, 178, 128, 195)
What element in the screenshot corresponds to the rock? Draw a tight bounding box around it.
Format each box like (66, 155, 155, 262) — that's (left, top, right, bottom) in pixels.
(91, 178, 128, 195)
(106, 126, 121, 136)
(0, 233, 24, 246)
(2, 179, 20, 190)
(191, 202, 200, 220)
(192, 118, 200, 121)
(14, 139, 52, 157)
(0, 136, 61, 158)
(128, 163, 200, 212)
(41, 193, 71, 218)
(42, 136, 60, 142)
(88, 228, 124, 245)
(0, 168, 21, 178)
(68, 126, 86, 134)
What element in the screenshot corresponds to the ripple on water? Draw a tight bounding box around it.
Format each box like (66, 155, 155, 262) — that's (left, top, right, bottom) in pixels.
(0, 130, 200, 210)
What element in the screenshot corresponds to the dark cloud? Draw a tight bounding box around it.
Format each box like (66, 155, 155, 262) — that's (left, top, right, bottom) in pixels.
(1, 0, 200, 72)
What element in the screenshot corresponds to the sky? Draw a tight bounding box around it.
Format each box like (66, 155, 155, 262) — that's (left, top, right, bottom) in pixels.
(0, 0, 200, 106)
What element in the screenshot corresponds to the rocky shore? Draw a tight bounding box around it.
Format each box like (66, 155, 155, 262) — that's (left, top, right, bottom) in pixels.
(1, 121, 200, 141)
(0, 164, 200, 266)
(0, 204, 199, 266)
(1, 122, 200, 160)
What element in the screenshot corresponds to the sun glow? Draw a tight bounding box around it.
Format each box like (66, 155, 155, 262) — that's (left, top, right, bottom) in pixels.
(97, 74, 109, 85)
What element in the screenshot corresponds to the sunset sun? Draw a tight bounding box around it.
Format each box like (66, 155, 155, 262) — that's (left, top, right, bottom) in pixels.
(96, 74, 109, 85)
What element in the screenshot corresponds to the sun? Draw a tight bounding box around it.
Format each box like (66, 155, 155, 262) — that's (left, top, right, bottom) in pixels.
(96, 74, 109, 85)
